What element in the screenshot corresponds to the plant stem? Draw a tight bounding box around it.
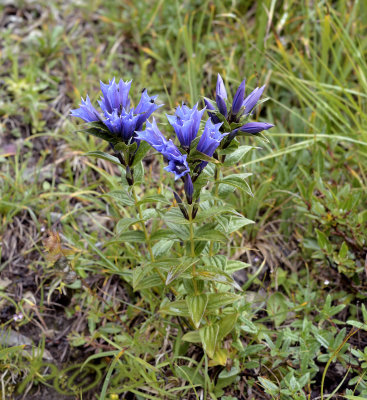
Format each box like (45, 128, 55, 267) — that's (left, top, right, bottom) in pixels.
(131, 185, 178, 296)
(189, 208, 198, 294)
(209, 163, 220, 256)
(131, 186, 165, 282)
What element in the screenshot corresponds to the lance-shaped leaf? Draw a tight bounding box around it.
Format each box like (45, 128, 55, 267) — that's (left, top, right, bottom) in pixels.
(186, 294, 208, 329)
(218, 312, 239, 340)
(85, 151, 123, 167)
(160, 300, 190, 317)
(206, 293, 241, 312)
(187, 149, 220, 164)
(196, 268, 242, 291)
(182, 330, 201, 343)
(131, 141, 151, 167)
(80, 122, 123, 145)
(222, 145, 255, 166)
(133, 264, 153, 290)
(166, 258, 197, 285)
(199, 324, 219, 358)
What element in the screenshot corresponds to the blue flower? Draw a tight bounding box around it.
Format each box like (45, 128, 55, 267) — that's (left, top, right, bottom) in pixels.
(239, 122, 274, 134)
(70, 95, 102, 123)
(98, 78, 132, 114)
(206, 74, 274, 138)
(71, 78, 162, 144)
(166, 103, 205, 149)
(197, 119, 226, 157)
(231, 79, 246, 115)
(203, 98, 220, 124)
(196, 119, 227, 171)
(215, 74, 228, 117)
(136, 118, 190, 180)
(242, 85, 265, 115)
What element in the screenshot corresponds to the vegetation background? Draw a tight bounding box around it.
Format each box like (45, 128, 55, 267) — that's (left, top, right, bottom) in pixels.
(0, 0, 366, 399)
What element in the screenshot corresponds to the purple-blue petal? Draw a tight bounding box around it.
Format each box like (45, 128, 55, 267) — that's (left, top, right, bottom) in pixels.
(204, 98, 215, 111)
(164, 155, 190, 180)
(243, 85, 265, 114)
(240, 122, 274, 134)
(70, 95, 102, 123)
(197, 119, 226, 158)
(166, 103, 205, 148)
(232, 79, 246, 115)
(216, 94, 227, 117)
(216, 74, 227, 100)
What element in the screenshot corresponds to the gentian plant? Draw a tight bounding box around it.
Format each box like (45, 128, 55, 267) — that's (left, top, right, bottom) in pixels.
(71, 74, 274, 364)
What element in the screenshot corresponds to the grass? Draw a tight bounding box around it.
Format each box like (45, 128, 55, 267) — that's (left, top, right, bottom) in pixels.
(1, 0, 367, 399)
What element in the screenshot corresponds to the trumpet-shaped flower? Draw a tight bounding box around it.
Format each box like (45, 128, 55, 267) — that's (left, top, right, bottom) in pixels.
(136, 118, 190, 180)
(71, 78, 162, 144)
(70, 95, 102, 123)
(196, 119, 227, 171)
(239, 122, 274, 134)
(166, 103, 205, 149)
(215, 74, 228, 117)
(206, 74, 274, 137)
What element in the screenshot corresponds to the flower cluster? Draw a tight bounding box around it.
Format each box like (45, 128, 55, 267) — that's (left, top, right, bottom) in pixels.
(204, 74, 274, 142)
(71, 78, 161, 144)
(71, 75, 274, 208)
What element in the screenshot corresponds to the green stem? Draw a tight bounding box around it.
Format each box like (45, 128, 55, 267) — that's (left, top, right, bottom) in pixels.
(189, 208, 198, 295)
(131, 185, 179, 297)
(209, 163, 220, 256)
(131, 186, 165, 283)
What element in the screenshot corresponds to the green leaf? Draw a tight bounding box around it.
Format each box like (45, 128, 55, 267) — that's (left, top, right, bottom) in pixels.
(226, 260, 250, 273)
(266, 292, 288, 327)
(200, 324, 219, 358)
(196, 268, 242, 291)
(258, 377, 279, 396)
(132, 265, 152, 290)
(150, 230, 178, 241)
(194, 205, 237, 223)
(102, 190, 134, 206)
(137, 274, 163, 290)
(165, 258, 196, 285)
(346, 320, 367, 330)
(160, 300, 190, 317)
(138, 194, 171, 205)
(181, 330, 201, 343)
(131, 141, 151, 167)
(339, 241, 348, 259)
(116, 218, 139, 234)
(218, 313, 238, 340)
(219, 174, 253, 196)
(186, 294, 208, 329)
(115, 230, 146, 242)
(202, 255, 227, 270)
(164, 208, 190, 225)
(165, 220, 190, 241)
(187, 149, 219, 164)
(206, 293, 241, 311)
(226, 215, 254, 233)
(240, 317, 258, 334)
(132, 161, 144, 184)
(223, 146, 254, 166)
(85, 151, 122, 166)
(316, 229, 332, 253)
(80, 122, 122, 145)
(195, 224, 227, 242)
(152, 240, 174, 258)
